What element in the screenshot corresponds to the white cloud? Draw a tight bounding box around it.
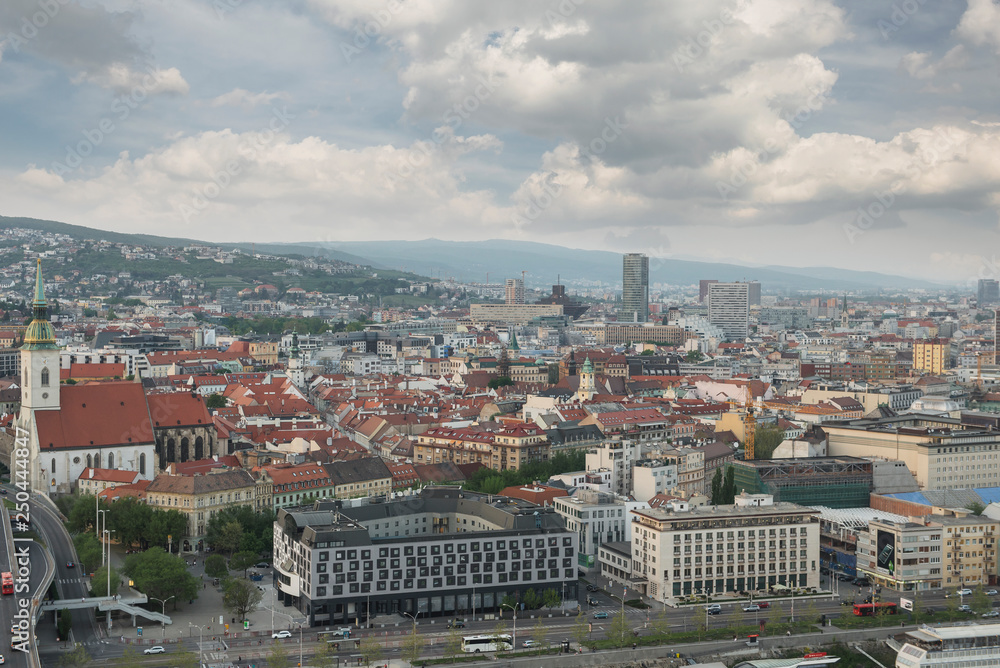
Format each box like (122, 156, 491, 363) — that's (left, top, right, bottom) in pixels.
(900, 45, 967, 80)
(955, 0, 1000, 54)
(72, 63, 189, 96)
(209, 89, 285, 109)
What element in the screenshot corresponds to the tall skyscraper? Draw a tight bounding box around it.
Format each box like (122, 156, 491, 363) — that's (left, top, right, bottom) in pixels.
(505, 278, 525, 305)
(708, 282, 750, 340)
(979, 279, 999, 307)
(699, 279, 718, 303)
(620, 253, 649, 323)
(747, 281, 761, 306)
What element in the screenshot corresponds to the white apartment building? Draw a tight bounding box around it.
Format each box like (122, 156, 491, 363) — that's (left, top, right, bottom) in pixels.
(896, 623, 1000, 668)
(586, 440, 641, 497)
(707, 282, 750, 341)
(630, 496, 821, 602)
(553, 489, 649, 569)
(632, 459, 678, 502)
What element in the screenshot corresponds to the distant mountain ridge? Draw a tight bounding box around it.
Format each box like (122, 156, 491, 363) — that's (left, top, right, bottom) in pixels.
(0, 217, 944, 291)
(300, 238, 945, 292)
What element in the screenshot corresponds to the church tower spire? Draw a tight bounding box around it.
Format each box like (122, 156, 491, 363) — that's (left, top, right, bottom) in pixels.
(21, 259, 59, 413)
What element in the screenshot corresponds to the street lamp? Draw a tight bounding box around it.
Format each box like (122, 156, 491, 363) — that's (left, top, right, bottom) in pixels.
(190, 623, 204, 668)
(149, 596, 174, 640)
(104, 528, 116, 631)
(500, 603, 517, 653)
(298, 623, 303, 668)
(403, 611, 420, 635)
(96, 508, 107, 566)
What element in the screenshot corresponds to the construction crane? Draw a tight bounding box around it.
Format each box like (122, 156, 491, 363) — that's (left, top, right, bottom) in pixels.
(743, 383, 756, 460)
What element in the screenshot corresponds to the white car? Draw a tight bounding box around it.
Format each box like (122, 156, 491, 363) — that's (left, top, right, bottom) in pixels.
(982, 610, 999, 618)
(0, 654, 5, 664)
(987, 590, 998, 596)
(743, 604, 760, 612)
(272, 630, 292, 639)
(959, 588, 973, 596)
(143, 646, 166, 655)
(522, 640, 537, 647)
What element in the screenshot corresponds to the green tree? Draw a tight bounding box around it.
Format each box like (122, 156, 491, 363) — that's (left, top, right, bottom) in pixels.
(89, 565, 121, 597)
(946, 592, 960, 615)
(72, 532, 102, 573)
(444, 626, 463, 661)
(204, 554, 228, 580)
(146, 509, 188, 550)
(106, 496, 153, 549)
(492, 621, 510, 652)
(400, 628, 425, 666)
(268, 641, 290, 668)
(112, 645, 142, 668)
(685, 350, 704, 362)
(59, 646, 91, 668)
(223, 577, 263, 621)
(608, 611, 631, 647)
(966, 501, 986, 516)
(487, 376, 514, 389)
(690, 606, 707, 639)
(711, 468, 723, 504)
(573, 610, 589, 648)
(722, 466, 736, 504)
(972, 588, 991, 614)
(66, 494, 102, 534)
(726, 605, 743, 634)
(542, 588, 561, 609)
(216, 520, 245, 557)
(172, 651, 200, 668)
(754, 424, 786, 459)
(230, 550, 259, 576)
(910, 592, 924, 624)
(767, 602, 784, 629)
(206, 393, 227, 409)
(523, 588, 540, 610)
(359, 633, 383, 667)
(531, 615, 548, 648)
(57, 608, 72, 641)
(313, 642, 338, 668)
(122, 547, 198, 607)
(804, 599, 820, 624)
(652, 608, 671, 637)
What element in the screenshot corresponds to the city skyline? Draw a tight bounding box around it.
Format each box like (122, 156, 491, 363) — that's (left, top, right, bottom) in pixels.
(0, 1, 998, 283)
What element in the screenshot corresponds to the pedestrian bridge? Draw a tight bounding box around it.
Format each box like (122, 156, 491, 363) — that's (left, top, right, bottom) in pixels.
(39, 593, 172, 625)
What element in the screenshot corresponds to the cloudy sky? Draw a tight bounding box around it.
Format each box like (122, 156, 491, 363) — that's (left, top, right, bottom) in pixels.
(1, 0, 999, 282)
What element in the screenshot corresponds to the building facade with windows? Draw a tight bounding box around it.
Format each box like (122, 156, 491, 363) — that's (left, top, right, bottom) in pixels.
(272, 487, 578, 626)
(629, 497, 821, 602)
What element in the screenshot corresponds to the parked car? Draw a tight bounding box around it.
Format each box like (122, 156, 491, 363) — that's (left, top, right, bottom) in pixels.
(958, 605, 973, 613)
(987, 590, 998, 596)
(272, 630, 292, 639)
(250, 573, 263, 581)
(447, 621, 465, 629)
(256, 562, 269, 569)
(593, 612, 609, 619)
(982, 610, 1000, 618)
(522, 640, 537, 647)
(743, 605, 760, 612)
(143, 647, 166, 655)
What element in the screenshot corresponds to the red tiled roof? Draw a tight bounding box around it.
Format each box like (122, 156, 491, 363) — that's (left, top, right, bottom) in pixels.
(147, 392, 212, 428)
(78, 468, 139, 483)
(36, 383, 154, 450)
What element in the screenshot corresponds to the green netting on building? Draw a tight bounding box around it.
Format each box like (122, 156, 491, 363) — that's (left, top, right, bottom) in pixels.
(731, 459, 872, 509)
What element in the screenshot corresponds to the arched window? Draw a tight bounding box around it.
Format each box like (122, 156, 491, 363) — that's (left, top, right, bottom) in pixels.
(51, 458, 56, 475)
(108, 453, 114, 469)
(94, 453, 101, 469)
(87, 454, 92, 468)
(40, 368, 49, 387)
(139, 453, 146, 476)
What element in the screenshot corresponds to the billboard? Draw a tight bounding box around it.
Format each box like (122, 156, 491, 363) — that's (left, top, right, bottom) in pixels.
(876, 530, 896, 576)
(900, 598, 913, 611)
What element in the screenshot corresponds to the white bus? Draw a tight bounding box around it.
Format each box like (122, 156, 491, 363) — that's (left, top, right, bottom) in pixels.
(461, 634, 512, 653)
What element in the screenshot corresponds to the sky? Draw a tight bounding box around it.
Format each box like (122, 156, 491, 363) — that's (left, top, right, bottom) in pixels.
(0, 0, 999, 284)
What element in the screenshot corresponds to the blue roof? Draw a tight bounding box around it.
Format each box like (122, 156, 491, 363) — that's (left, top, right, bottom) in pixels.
(883, 492, 930, 505)
(974, 488, 1000, 504)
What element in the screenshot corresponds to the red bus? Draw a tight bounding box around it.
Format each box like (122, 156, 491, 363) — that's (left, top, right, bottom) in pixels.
(853, 602, 897, 616)
(1, 571, 13, 595)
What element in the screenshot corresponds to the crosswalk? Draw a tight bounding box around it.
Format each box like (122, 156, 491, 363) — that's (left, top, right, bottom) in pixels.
(57, 577, 86, 584)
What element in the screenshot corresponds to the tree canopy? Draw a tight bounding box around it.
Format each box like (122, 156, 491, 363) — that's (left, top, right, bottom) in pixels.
(122, 547, 199, 607)
(463, 450, 586, 494)
(205, 505, 276, 557)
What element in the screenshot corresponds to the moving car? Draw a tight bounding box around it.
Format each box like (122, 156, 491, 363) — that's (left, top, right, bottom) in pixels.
(593, 612, 609, 619)
(707, 608, 722, 616)
(959, 588, 973, 596)
(958, 605, 973, 613)
(447, 621, 465, 629)
(757, 602, 770, 609)
(988, 590, 998, 596)
(272, 630, 292, 639)
(586, 584, 599, 592)
(256, 562, 269, 569)
(522, 640, 537, 647)
(588, 598, 599, 606)
(743, 605, 760, 612)
(65, 562, 74, 568)
(143, 646, 166, 655)
(982, 610, 1000, 618)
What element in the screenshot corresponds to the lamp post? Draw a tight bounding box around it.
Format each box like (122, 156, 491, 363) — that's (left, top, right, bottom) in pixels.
(97, 508, 107, 566)
(104, 528, 116, 631)
(500, 603, 517, 653)
(190, 623, 204, 668)
(298, 623, 303, 668)
(149, 596, 174, 640)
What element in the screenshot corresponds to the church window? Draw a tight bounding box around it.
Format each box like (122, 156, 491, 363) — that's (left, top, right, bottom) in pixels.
(51, 458, 55, 475)
(40, 368, 49, 387)
(87, 454, 92, 468)
(108, 453, 114, 469)
(94, 453, 101, 469)
(139, 453, 146, 476)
